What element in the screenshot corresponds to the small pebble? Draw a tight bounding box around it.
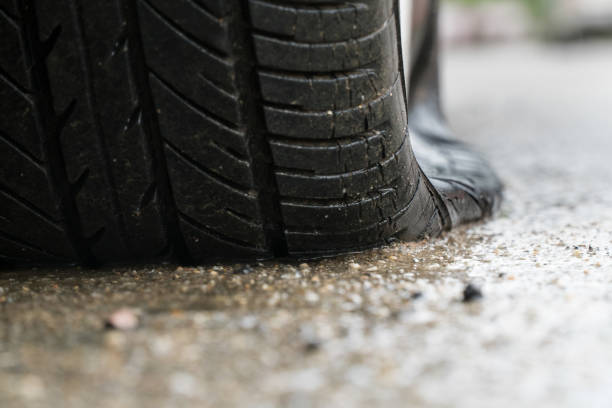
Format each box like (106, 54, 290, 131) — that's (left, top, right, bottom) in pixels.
(304, 291, 319, 304)
(234, 265, 253, 275)
(462, 283, 483, 302)
(304, 340, 321, 352)
(105, 308, 139, 330)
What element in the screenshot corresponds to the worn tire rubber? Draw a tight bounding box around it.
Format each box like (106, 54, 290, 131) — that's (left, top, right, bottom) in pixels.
(0, 0, 498, 266)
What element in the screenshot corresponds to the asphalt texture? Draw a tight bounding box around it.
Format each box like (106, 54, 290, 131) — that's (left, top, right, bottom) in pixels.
(1, 40, 612, 408)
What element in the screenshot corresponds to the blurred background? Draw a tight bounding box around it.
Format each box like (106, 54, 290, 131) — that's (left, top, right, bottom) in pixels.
(442, 0, 612, 43)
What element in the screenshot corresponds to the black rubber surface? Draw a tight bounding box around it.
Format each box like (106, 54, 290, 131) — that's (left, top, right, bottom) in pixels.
(406, 0, 502, 231)
(0, 0, 498, 266)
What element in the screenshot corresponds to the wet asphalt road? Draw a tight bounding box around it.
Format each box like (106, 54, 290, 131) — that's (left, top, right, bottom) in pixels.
(1, 41, 612, 407)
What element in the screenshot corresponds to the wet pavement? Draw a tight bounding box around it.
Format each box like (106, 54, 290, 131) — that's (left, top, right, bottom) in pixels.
(2, 41, 612, 407)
